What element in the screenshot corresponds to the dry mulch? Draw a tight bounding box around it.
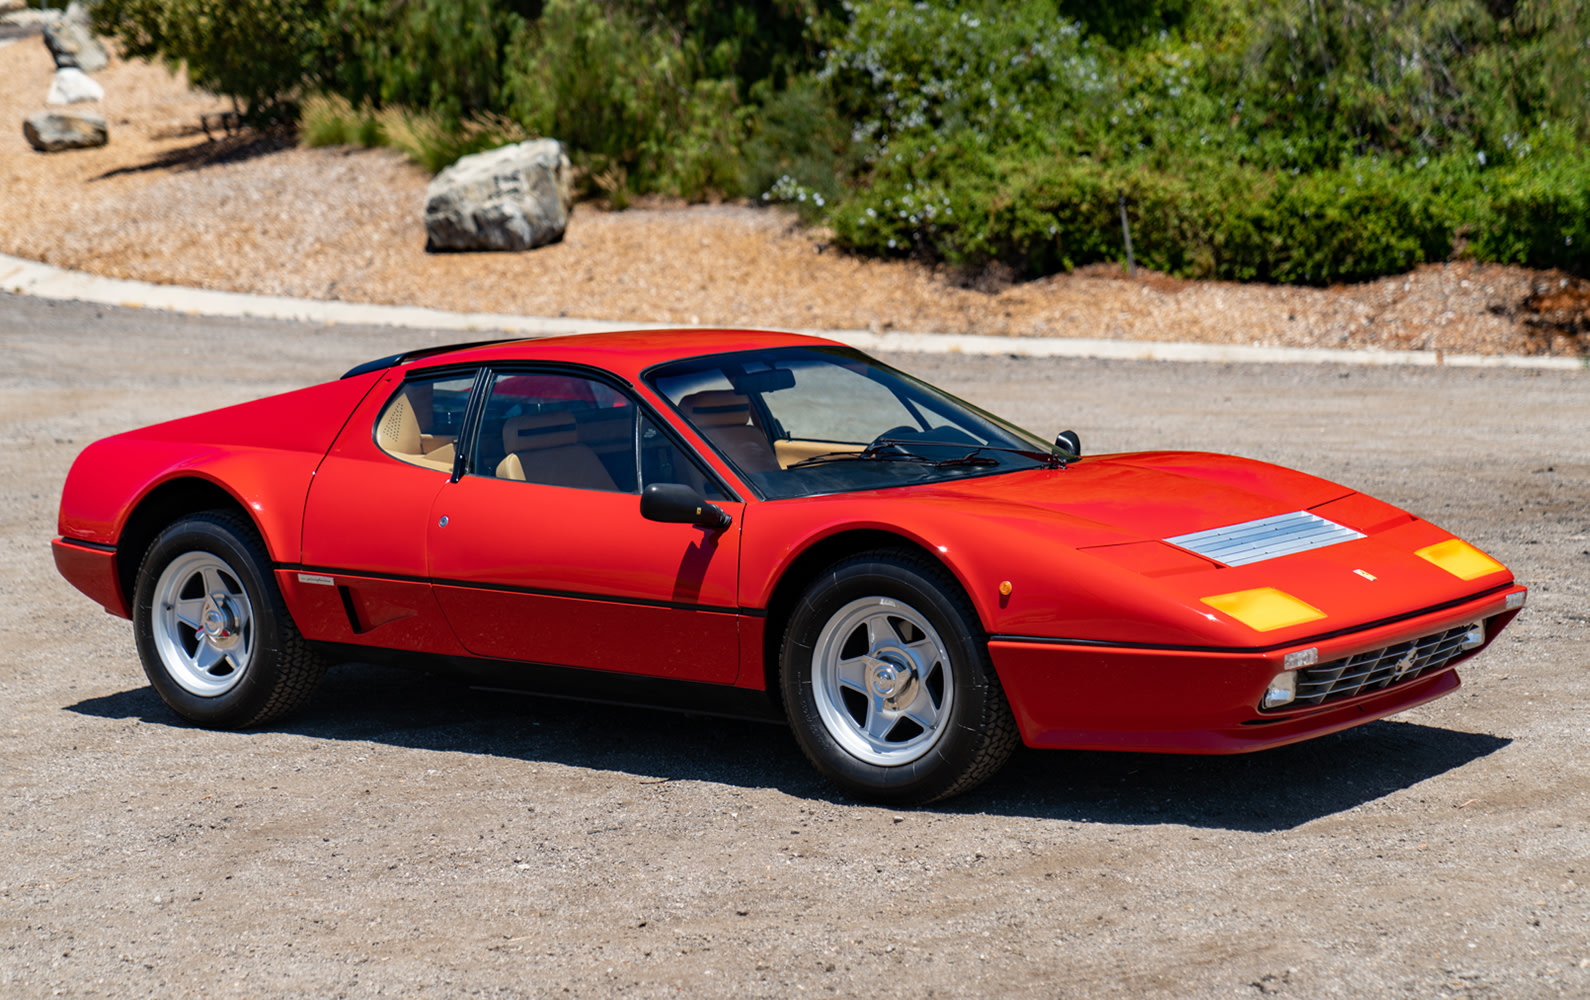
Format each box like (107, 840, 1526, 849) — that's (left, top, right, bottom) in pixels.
(2, 34, 1584, 357)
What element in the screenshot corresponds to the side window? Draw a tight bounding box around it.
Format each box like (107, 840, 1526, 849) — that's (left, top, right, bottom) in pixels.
(474, 371, 637, 493)
(374, 372, 476, 472)
(640, 413, 726, 501)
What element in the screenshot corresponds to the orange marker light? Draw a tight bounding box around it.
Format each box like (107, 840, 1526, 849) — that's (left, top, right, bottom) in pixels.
(1201, 587, 1326, 632)
(1415, 539, 1505, 581)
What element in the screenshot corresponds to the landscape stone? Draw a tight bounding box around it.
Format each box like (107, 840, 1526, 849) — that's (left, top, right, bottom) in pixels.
(23, 110, 107, 151)
(423, 138, 574, 253)
(46, 67, 104, 105)
(0, 0, 26, 16)
(42, 3, 107, 73)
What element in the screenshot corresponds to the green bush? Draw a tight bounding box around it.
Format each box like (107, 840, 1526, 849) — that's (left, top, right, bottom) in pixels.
(745, 75, 862, 213)
(1470, 133, 1590, 273)
(320, 0, 535, 122)
(92, 0, 327, 121)
(1214, 163, 1457, 284)
(832, 133, 1463, 285)
(503, 0, 744, 199)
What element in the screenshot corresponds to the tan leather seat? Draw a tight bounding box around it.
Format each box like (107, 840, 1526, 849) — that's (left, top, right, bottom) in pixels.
(680, 390, 779, 473)
(495, 412, 617, 491)
(376, 388, 454, 472)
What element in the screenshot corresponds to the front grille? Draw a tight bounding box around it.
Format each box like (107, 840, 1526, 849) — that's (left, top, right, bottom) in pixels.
(1272, 624, 1477, 711)
(1166, 510, 1364, 567)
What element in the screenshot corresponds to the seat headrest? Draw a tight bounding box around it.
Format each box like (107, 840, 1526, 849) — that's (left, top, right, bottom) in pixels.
(681, 390, 752, 428)
(503, 412, 578, 453)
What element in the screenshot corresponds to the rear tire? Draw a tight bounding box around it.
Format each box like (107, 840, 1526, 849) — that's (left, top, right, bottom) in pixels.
(132, 511, 328, 728)
(780, 550, 1019, 804)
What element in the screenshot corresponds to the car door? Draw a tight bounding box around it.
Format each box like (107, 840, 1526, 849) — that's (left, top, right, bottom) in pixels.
(296, 367, 480, 654)
(426, 368, 744, 684)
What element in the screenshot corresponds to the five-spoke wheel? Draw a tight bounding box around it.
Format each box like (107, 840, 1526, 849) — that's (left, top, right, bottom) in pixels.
(811, 596, 954, 766)
(150, 551, 257, 697)
(782, 550, 1019, 804)
(133, 511, 328, 728)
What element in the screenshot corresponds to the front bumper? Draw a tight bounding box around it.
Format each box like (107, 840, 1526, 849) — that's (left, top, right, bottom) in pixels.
(989, 584, 1525, 754)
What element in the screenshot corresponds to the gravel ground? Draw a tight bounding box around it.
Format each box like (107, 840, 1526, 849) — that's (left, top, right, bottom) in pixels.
(2, 292, 1588, 999)
(3, 35, 1588, 358)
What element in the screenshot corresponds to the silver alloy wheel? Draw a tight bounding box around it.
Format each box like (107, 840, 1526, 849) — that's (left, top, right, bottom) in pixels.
(150, 551, 256, 697)
(811, 595, 954, 766)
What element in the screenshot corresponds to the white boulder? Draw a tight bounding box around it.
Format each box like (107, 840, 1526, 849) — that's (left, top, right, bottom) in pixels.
(424, 138, 574, 253)
(47, 67, 104, 105)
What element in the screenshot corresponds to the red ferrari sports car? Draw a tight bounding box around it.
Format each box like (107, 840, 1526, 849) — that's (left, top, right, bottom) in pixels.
(54, 330, 1526, 803)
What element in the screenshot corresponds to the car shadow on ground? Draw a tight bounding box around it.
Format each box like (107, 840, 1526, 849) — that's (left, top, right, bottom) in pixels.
(68, 662, 1510, 833)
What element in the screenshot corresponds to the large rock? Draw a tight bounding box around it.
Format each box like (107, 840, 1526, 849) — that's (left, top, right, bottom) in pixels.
(0, 0, 28, 16)
(23, 110, 107, 151)
(424, 139, 574, 253)
(43, 3, 108, 73)
(47, 67, 104, 105)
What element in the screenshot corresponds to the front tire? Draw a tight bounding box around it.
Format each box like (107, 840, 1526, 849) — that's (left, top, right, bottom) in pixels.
(132, 511, 328, 728)
(781, 550, 1019, 804)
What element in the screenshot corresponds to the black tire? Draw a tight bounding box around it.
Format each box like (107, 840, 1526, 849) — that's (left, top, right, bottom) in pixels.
(132, 510, 328, 728)
(780, 549, 1020, 804)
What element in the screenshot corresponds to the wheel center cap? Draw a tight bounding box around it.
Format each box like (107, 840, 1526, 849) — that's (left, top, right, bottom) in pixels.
(870, 663, 900, 698)
(202, 597, 239, 642)
(868, 651, 919, 708)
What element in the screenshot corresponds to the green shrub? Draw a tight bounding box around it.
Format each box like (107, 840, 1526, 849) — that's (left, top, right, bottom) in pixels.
(1214, 163, 1458, 284)
(320, 0, 534, 122)
(745, 75, 861, 214)
(822, 0, 1113, 157)
(504, 0, 745, 199)
(1470, 133, 1590, 273)
(832, 133, 1464, 285)
(92, 0, 327, 121)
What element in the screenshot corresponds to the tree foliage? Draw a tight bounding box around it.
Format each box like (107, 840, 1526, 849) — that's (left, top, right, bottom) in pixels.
(93, 0, 327, 121)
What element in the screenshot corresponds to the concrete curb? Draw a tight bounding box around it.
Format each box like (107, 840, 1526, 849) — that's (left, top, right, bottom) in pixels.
(4, 251, 1584, 371)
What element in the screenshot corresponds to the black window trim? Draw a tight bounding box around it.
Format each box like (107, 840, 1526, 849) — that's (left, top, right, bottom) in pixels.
(442, 360, 742, 503)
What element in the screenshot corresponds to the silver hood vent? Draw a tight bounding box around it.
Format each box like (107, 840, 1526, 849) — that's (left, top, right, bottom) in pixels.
(1165, 510, 1365, 567)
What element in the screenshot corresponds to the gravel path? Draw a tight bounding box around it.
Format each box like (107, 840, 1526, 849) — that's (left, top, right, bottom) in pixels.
(2, 292, 1588, 998)
(2, 36, 1587, 358)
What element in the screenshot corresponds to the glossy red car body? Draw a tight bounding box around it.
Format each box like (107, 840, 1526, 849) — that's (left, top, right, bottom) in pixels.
(54, 330, 1525, 758)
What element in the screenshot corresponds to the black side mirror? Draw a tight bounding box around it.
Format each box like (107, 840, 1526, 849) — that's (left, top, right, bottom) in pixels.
(641, 483, 731, 530)
(1054, 429, 1081, 461)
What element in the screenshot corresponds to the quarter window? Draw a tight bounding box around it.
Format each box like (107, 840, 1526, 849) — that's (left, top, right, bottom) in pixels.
(373, 373, 476, 472)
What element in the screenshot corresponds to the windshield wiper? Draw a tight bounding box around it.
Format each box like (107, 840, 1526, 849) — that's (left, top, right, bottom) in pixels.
(937, 444, 1067, 470)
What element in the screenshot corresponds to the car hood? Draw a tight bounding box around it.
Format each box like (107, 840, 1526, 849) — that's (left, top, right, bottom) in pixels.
(854, 451, 1512, 646)
(914, 450, 1350, 545)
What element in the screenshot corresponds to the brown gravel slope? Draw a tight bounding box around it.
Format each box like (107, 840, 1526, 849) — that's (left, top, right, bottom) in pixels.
(3, 34, 1586, 357)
